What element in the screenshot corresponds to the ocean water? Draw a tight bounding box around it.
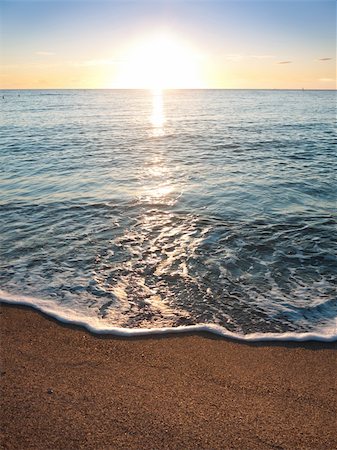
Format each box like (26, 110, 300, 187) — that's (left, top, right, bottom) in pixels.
(1, 89, 336, 341)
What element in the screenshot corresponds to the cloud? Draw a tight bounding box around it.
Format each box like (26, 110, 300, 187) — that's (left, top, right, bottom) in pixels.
(225, 54, 275, 62)
(249, 54, 275, 59)
(277, 61, 292, 64)
(70, 58, 121, 67)
(319, 78, 335, 82)
(318, 57, 333, 61)
(82, 59, 118, 66)
(225, 54, 243, 61)
(36, 51, 55, 56)
(1, 64, 20, 69)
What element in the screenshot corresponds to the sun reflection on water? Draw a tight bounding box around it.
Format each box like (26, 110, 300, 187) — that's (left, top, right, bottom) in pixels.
(140, 157, 176, 205)
(136, 93, 176, 204)
(150, 89, 165, 134)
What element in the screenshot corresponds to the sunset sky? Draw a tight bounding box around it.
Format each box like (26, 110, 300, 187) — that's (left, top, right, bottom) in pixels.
(1, 0, 336, 90)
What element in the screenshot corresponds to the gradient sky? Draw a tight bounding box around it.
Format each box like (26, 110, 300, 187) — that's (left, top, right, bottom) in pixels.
(1, 0, 336, 89)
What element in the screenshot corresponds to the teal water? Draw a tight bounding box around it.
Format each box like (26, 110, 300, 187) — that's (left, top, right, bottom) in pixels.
(1, 89, 336, 338)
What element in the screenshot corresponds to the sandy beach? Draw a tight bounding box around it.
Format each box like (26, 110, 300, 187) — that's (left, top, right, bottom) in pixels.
(0, 303, 336, 449)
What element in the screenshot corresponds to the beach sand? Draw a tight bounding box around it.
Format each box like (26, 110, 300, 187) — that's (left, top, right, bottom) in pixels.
(1, 304, 336, 449)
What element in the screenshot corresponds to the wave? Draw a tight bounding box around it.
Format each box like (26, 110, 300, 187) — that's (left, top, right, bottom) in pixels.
(1, 289, 336, 343)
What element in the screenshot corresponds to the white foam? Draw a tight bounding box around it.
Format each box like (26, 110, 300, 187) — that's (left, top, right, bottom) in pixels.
(1, 289, 336, 342)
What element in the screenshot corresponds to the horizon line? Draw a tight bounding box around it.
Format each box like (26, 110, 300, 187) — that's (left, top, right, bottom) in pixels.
(1, 87, 336, 91)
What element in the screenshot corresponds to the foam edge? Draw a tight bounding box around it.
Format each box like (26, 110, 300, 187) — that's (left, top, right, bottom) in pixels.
(1, 290, 336, 342)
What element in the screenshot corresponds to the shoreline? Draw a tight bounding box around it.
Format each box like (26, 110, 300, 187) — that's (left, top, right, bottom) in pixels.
(1, 293, 336, 342)
(1, 303, 336, 449)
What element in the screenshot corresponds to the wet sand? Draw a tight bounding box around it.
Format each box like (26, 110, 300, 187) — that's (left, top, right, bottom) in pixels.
(0, 303, 336, 449)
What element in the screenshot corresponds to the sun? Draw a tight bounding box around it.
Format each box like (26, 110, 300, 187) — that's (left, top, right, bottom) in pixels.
(114, 33, 204, 89)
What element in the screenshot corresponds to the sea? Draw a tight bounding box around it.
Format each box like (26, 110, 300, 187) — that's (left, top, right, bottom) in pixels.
(1, 89, 336, 341)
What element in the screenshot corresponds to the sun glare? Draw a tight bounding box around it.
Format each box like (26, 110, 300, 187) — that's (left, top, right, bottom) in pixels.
(114, 33, 204, 89)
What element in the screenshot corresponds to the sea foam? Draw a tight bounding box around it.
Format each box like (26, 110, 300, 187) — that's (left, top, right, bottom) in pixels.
(1, 290, 336, 342)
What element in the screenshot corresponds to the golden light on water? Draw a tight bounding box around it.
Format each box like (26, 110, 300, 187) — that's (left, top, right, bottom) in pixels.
(141, 154, 176, 204)
(147, 91, 175, 201)
(138, 92, 177, 204)
(150, 185, 175, 198)
(150, 89, 165, 131)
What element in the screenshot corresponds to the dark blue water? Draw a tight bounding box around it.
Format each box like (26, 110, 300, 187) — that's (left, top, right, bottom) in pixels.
(1, 89, 336, 338)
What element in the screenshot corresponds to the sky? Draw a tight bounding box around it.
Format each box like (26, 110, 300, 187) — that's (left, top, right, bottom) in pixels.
(0, 0, 336, 89)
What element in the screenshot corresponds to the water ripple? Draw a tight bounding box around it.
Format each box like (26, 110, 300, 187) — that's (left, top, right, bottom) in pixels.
(0, 89, 336, 336)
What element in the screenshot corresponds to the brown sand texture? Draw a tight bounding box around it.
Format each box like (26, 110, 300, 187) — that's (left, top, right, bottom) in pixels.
(1, 304, 336, 449)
